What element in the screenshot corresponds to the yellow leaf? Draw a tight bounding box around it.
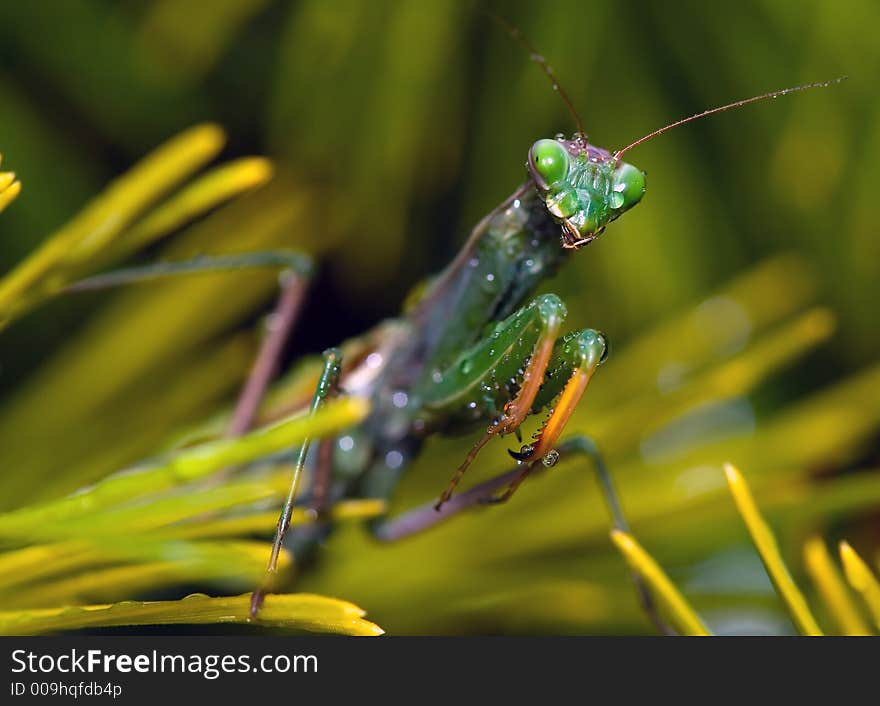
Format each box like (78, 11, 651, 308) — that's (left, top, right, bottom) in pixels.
(93, 157, 274, 265)
(0, 172, 16, 191)
(0, 396, 369, 540)
(839, 541, 880, 629)
(724, 463, 823, 635)
(0, 593, 383, 636)
(0, 124, 225, 324)
(0, 180, 21, 215)
(610, 529, 710, 636)
(803, 536, 871, 635)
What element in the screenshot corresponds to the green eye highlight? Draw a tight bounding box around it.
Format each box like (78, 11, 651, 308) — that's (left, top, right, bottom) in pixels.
(529, 139, 570, 189)
(612, 162, 646, 211)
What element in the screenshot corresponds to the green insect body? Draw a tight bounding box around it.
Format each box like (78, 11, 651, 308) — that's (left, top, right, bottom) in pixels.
(403, 188, 566, 376)
(391, 138, 643, 443)
(334, 136, 644, 516)
(232, 58, 844, 619)
(420, 293, 568, 427)
(418, 294, 608, 432)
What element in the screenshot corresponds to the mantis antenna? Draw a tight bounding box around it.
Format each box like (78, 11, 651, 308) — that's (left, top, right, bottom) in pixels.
(489, 12, 587, 144)
(614, 77, 847, 159)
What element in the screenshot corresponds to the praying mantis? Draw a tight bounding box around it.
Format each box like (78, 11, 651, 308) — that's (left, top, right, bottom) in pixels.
(241, 21, 844, 627)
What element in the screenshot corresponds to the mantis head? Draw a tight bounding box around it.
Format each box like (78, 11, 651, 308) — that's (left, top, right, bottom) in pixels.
(497, 14, 842, 250)
(528, 137, 645, 248)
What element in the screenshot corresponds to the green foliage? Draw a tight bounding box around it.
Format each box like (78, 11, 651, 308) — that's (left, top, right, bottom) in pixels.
(0, 0, 877, 635)
(0, 594, 383, 636)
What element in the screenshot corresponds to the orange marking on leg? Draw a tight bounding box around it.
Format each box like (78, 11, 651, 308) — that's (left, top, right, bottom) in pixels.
(528, 366, 593, 460)
(435, 320, 560, 510)
(495, 327, 558, 434)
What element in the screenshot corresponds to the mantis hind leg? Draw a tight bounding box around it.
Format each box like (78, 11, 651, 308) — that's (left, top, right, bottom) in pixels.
(372, 434, 673, 635)
(227, 268, 312, 436)
(249, 347, 343, 618)
(373, 436, 610, 541)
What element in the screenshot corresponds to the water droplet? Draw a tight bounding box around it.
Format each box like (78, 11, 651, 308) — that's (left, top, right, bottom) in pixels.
(392, 391, 409, 408)
(265, 313, 281, 332)
(542, 449, 560, 467)
(431, 370, 443, 384)
(366, 352, 383, 369)
(468, 258, 480, 268)
(385, 450, 404, 469)
(485, 273, 495, 282)
(513, 198, 521, 209)
(609, 192, 624, 209)
(459, 360, 474, 375)
(467, 401, 478, 409)
(338, 435, 355, 452)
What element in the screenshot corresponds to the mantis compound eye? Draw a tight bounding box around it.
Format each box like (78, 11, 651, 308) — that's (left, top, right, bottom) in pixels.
(528, 138, 570, 190)
(610, 162, 646, 213)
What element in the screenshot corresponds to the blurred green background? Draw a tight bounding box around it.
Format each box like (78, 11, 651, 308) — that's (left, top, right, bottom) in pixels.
(1, 0, 879, 635)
